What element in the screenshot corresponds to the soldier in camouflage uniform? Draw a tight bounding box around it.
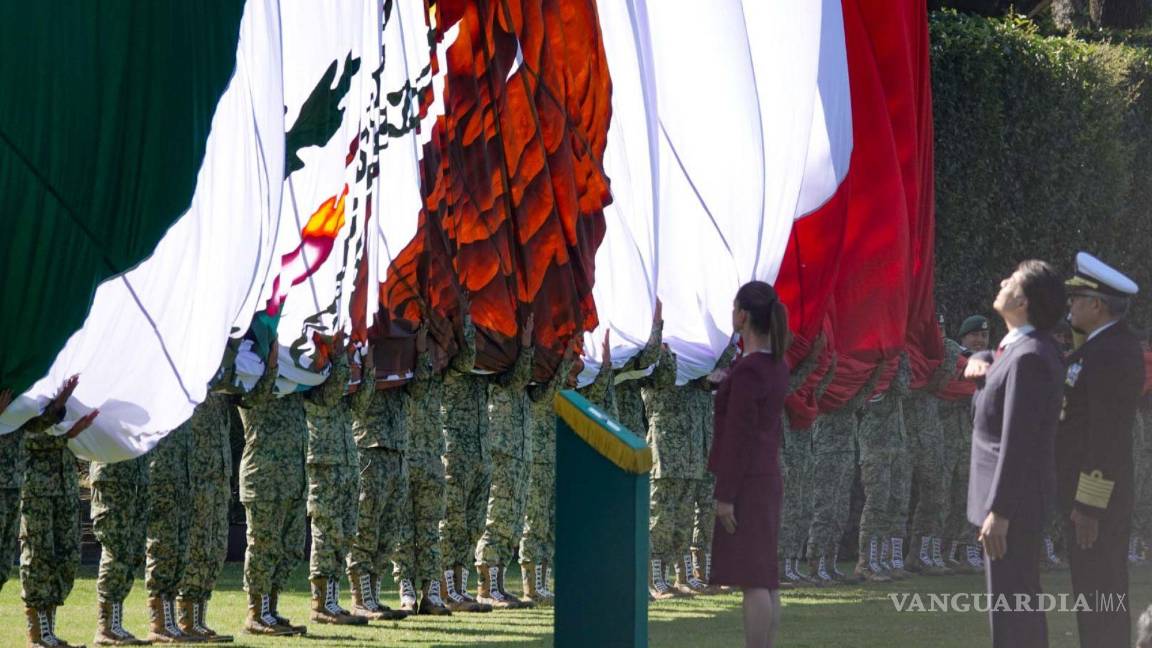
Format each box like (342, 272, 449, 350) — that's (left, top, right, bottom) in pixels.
(936, 338, 983, 574)
(347, 329, 437, 619)
(777, 338, 824, 585)
(474, 317, 538, 609)
(613, 304, 663, 439)
(20, 376, 97, 648)
(438, 304, 506, 612)
(853, 354, 909, 583)
(782, 354, 838, 585)
(238, 342, 309, 637)
(902, 349, 953, 576)
(177, 390, 239, 643)
(425, 309, 488, 613)
(90, 453, 151, 646)
(806, 363, 882, 584)
(518, 339, 578, 606)
(0, 388, 24, 595)
(643, 346, 705, 599)
(300, 335, 370, 627)
(146, 402, 207, 642)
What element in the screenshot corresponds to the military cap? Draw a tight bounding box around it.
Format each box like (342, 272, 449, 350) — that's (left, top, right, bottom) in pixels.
(957, 315, 989, 339)
(1065, 252, 1138, 298)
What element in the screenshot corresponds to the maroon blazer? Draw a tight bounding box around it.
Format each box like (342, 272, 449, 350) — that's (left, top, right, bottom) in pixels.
(708, 351, 789, 502)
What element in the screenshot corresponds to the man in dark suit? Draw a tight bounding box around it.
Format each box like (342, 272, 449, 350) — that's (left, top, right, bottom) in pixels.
(966, 259, 1066, 648)
(1058, 252, 1145, 648)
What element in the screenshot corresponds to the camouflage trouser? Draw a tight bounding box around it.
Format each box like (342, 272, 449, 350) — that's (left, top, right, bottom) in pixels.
(806, 413, 857, 559)
(92, 480, 149, 603)
(519, 458, 555, 566)
(905, 395, 945, 539)
(20, 494, 79, 608)
(0, 489, 20, 592)
(399, 451, 444, 584)
(475, 453, 530, 567)
(857, 399, 901, 550)
(690, 476, 715, 556)
(146, 479, 191, 598)
(243, 499, 306, 595)
(347, 449, 408, 580)
(440, 445, 491, 570)
(650, 478, 695, 566)
(889, 419, 913, 538)
(307, 462, 359, 580)
(940, 403, 977, 545)
(180, 480, 231, 600)
(779, 425, 813, 560)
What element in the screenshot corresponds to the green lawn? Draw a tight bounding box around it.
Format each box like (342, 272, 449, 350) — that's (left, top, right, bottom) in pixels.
(2, 562, 1149, 647)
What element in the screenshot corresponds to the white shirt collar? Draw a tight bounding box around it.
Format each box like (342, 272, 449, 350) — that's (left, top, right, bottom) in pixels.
(998, 324, 1035, 350)
(1086, 319, 1120, 342)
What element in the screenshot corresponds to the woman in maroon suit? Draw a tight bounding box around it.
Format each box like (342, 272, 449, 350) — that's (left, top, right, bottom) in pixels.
(708, 281, 791, 648)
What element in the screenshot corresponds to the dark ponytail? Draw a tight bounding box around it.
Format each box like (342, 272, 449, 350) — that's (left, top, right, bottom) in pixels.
(735, 281, 793, 355)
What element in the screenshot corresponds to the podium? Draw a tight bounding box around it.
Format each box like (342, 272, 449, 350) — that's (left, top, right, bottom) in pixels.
(554, 390, 652, 648)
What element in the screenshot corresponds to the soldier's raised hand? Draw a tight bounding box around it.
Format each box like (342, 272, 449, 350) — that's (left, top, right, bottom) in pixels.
(66, 410, 99, 439)
(46, 375, 80, 420)
(0, 388, 11, 415)
(654, 299, 663, 323)
(267, 340, 280, 371)
(601, 330, 611, 366)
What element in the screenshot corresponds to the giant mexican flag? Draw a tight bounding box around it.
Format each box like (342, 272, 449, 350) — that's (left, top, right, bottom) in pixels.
(1, 0, 936, 460)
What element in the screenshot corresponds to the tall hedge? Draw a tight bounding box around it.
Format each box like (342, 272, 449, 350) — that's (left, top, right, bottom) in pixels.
(932, 11, 1152, 334)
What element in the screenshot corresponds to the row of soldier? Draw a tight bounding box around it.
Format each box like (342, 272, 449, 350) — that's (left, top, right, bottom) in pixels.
(0, 296, 675, 647)
(5, 301, 1152, 646)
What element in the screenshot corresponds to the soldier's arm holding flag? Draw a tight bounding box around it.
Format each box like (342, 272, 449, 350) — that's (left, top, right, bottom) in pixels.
(449, 292, 478, 375)
(620, 300, 663, 373)
(493, 314, 535, 390)
(306, 332, 351, 407)
(529, 336, 578, 404)
(240, 340, 279, 409)
(405, 322, 434, 401)
(350, 341, 376, 417)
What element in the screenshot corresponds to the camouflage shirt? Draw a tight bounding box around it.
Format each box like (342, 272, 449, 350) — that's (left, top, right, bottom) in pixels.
(238, 391, 307, 502)
(90, 453, 150, 486)
(487, 346, 535, 460)
(579, 357, 618, 420)
(613, 318, 663, 437)
(0, 426, 26, 490)
(409, 375, 445, 456)
(351, 350, 432, 451)
(440, 315, 491, 459)
(642, 348, 704, 480)
(23, 415, 78, 499)
(149, 419, 195, 487)
(527, 351, 577, 464)
(188, 392, 233, 481)
(684, 378, 716, 460)
(302, 350, 358, 466)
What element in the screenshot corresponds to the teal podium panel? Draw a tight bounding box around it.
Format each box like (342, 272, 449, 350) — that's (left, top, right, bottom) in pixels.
(554, 390, 651, 648)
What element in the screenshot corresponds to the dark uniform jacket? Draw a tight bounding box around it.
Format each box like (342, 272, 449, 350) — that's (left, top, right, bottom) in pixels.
(968, 329, 1064, 531)
(1056, 321, 1145, 521)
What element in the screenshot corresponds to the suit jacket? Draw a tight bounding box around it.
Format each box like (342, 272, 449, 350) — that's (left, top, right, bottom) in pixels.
(968, 329, 1064, 530)
(1055, 321, 1145, 521)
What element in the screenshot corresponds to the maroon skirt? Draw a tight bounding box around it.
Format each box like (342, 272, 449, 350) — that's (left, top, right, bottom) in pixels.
(709, 474, 782, 589)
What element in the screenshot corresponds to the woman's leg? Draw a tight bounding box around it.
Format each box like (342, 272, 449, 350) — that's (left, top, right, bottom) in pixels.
(742, 586, 780, 648)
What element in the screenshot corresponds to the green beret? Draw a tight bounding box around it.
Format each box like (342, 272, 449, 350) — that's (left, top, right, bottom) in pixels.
(958, 315, 990, 339)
